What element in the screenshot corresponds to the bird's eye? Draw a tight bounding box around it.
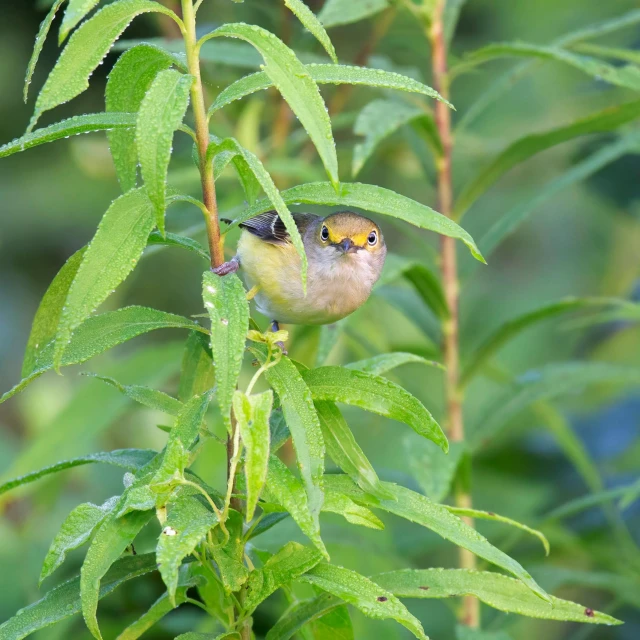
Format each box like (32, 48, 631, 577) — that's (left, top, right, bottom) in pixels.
(321, 225, 329, 241)
(367, 230, 378, 246)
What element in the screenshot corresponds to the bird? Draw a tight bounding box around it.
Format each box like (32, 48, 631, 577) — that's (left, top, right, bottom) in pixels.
(214, 210, 387, 328)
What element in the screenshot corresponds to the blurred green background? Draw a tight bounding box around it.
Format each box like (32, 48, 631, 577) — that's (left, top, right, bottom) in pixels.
(1, 1, 639, 638)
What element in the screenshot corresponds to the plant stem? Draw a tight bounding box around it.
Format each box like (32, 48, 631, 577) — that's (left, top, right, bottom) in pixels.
(428, 0, 480, 629)
(181, 0, 224, 269)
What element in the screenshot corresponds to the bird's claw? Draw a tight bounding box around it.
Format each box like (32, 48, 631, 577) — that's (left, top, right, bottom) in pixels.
(211, 257, 239, 276)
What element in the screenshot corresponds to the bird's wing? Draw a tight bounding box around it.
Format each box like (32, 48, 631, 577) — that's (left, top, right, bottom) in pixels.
(239, 211, 318, 245)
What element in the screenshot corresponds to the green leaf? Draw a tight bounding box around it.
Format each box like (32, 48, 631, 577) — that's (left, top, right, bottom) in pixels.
(0, 554, 157, 640)
(284, 0, 337, 63)
(307, 605, 354, 640)
(404, 437, 465, 503)
(209, 64, 450, 116)
(86, 374, 183, 415)
(470, 131, 640, 270)
(374, 568, 621, 625)
(59, 0, 101, 43)
(444, 0, 467, 44)
(244, 542, 324, 612)
(202, 271, 249, 429)
(1, 306, 205, 405)
(301, 563, 427, 640)
(23, 0, 66, 103)
(261, 354, 325, 522)
(402, 263, 449, 320)
(0, 113, 136, 159)
(445, 507, 549, 555)
(210, 137, 308, 286)
(52, 188, 157, 370)
(572, 42, 640, 65)
(211, 510, 249, 593)
(106, 44, 182, 191)
(472, 362, 640, 448)
(81, 509, 154, 639)
(115, 586, 189, 640)
(30, 0, 180, 129)
(353, 100, 424, 177)
(234, 390, 273, 520)
(137, 69, 193, 234)
(228, 182, 484, 262)
(264, 456, 328, 558)
(325, 475, 549, 602)
(322, 491, 384, 529)
(176, 634, 239, 640)
(303, 367, 448, 452)
(22, 247, 85, 377)
(453, 41, 640, 91)
(346, 352, 444, 376)
(266, 593, 340, 640)
(40, 496, 118, 585)
(454, 100, 640, 220)
(545, 482, 640, 521)
(0, 449, 154, 497)
(460, 297, 630, 387)
(157, 490, 218, 603)
(455, 628, 512, 640)
(179, 332, 215, 402)
(318, 0, 389, 28)
(148, 231, 210, 261)
(199, 24, 338, 187)
(315, 401, 392, 500)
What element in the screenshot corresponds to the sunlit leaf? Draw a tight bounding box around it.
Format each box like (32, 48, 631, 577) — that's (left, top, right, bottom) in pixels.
(318, 0, 389, 28)
(322, 491, 384, 529)
(59, 0, 101, 43)
(375, 568, 621, 625)
(284, 0, 337, 63)
(347, 352, 444, 376)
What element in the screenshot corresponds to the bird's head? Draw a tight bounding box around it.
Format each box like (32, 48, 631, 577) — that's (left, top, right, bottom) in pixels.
(312, 212, 386, 261)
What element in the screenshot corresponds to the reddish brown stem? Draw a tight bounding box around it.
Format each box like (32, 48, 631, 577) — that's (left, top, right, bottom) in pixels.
(429, 0, 480, 629)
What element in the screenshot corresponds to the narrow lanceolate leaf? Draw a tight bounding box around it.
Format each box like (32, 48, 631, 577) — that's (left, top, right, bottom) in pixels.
(22, 248, 85, 377)
(81, 509, 153, 639)
(228, 182, 484, 262)
(454, 42, 640, 91)
(208, 64, 451, 115)
(284, 0, 337, 63)
(375, 569, 621, 625)
(107, 44, 181, 191)
(211, 510, 248, 593)
(404, 437, 465, 503)
(1, 307, 205, 405)
(303, 367, 448, 452)
(445, 507, 549, 555)
(59, 0, 101, 43)
(137, 70, 192, 234)
(322, 491, 384, 530)
(0, 554, 157, 640)
(157, 490, 218, 603)
(244, 542, 324, 612)
(315, 401, 392, 500)
(262, 355, 325, 522)
(301, 563, 427, 640)
(116, 587, 189, 640)
(403, 263, 449, 320)
(454, 100, 640, 219)
(0, 113, 136, 159)
(52, 188, 157, 370)
(168, 391, 214, 451)
(202, 271, 249, 429)
(353, 100, 425, 177)
(325, 475, 550, 603)
(266, 593, 340, 640)
(24, 0, 66, 102)
(460, 297, 629, 387)
(211, 138, 308, 287)
(40, 497, 118, 585)
(199, 24, 338, 187)
(473, 362, 640, 447)
(234, 390, 273, 520)
(264, 456, 328, 558)
(346, 352, 444, 376)
(307, 605, 354, 640)
(30, 0, 180, 129)
(0, 449, 155, 496)
(318, 0, 389, 28)
(179, 332, 214, 402)
(87, 374, 183, 415)
(148, 231, 210, 261)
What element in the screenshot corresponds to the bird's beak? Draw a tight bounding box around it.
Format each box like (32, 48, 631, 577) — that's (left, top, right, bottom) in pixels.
(337, 238, 357, 253)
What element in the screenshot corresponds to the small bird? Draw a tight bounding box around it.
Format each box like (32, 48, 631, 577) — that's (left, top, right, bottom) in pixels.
(215, 210, 387, 327)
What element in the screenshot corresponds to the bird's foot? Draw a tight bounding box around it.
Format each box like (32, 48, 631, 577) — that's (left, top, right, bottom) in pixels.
(211, 257, 240, 276)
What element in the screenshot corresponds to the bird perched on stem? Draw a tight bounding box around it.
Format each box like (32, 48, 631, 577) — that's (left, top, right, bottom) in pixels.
(214, 210, 387, 328)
